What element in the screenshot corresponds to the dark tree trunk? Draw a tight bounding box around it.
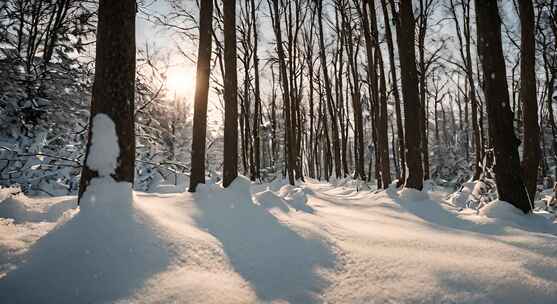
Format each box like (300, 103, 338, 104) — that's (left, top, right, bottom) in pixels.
(250, 0, 261, 181)
(417, 0, 429, 180)
(475, 0, 531, 213)
(519, 0, 540, 202)
(78, 0, 136, 202)
(377, 50, 392, 188)
(189, 0, 213, 192)
(223, 0, 239, 187)
(369, 2, 391, 189)
(396, 0, 424, 190)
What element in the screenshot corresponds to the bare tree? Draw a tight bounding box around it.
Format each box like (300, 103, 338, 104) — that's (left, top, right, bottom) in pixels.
(475, 0, 531, 213)
(78, 0, 136, 202)
(380, 0, 405, 186)
(188, 0, 213, 192)
(268, 0, 295, 185)
(395, 0, 424, 190)
(223, 0, 239, 187)
(519, 0, 540, 202)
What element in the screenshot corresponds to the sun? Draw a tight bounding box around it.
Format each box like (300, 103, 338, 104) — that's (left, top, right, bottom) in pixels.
(165, 66, 195, 99)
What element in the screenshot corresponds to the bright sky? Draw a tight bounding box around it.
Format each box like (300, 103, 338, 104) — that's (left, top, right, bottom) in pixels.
(136, 1, 197, 102)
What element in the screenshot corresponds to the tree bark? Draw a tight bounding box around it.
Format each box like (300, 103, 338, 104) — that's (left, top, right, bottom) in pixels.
(396, 0, 424, 190)
(223, 0, 239, 187)
(381, 0, 405, 186)
(519, 0, 540, 202)
(78, 0, 136, 202)
(189, 0, 213, 192)
(417, 0, 429, 180)
(475, 0, 531, 213)
(250, 0, 261, 181)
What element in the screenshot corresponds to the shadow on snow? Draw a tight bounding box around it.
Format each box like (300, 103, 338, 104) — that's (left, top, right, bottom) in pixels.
(0, 199, 170, 304)
(193, 177, 335, 303)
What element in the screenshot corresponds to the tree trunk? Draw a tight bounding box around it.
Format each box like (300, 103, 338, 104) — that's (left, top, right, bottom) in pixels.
(317, 0, 342, 179)
(381, 0, 405, 186)
(78, 0, 136, 202)
(366, 0, 390, 188)
(475, 0, 531, 213)
(346, 2, 366, 181)
(223, 0, 239, 187)
(519, 0, 540, 202)
(417, 0, 429, 180)
(250, 0, 261, 181)
(188, 0, 213, 192)
(396, 0, 423, 190)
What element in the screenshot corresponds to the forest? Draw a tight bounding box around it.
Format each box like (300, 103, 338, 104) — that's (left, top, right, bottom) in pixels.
(0, 0, 557, 303)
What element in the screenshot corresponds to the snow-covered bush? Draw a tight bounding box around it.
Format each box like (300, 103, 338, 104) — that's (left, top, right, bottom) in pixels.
(0, 58, 91, 195)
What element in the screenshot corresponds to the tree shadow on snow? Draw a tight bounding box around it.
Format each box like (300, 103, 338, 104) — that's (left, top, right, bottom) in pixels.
(435, 269, 557, 303)
(193, 178, 336, 303)
(0, 200, 169, 304)
(385, 190, 557, 259)
(0, 197, 77, 224)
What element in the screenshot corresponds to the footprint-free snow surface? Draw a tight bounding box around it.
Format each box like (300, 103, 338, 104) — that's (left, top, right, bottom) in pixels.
(1, 177, 557, 303)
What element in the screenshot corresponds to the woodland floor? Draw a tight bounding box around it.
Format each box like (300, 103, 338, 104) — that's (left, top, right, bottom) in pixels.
(1, 178, 557, 303)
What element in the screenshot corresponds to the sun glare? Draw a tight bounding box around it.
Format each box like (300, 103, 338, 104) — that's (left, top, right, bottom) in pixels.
(165, 66, 195, 99)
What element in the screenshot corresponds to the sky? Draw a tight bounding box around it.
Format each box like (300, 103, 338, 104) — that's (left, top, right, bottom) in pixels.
(133, 0, 278, 120)
(136, 1, 197, 101)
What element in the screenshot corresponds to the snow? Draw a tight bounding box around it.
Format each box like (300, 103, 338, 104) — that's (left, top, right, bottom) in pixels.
(479, 200, 525, 220)
(1, 179, 557, 303)
(399, 186, 430, 202)
(0, 176, 167, 303)
(0, 190, 77, 278)
(80, 176, 133, 210)
(85, 113, 119, 177)
(147, 171, 188, 194)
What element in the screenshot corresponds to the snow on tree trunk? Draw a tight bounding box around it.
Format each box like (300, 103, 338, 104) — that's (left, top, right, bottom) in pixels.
(78, 0, 136, 203)
(86, 114, 120, 177)
(80, 114, 132, 210)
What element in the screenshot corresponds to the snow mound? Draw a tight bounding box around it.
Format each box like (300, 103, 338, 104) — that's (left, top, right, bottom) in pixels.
(479, 200, 525, 220)
(0, 193, 76, 224)
(479, 200, 557, 233)
(0, 189, 78, 278)
(2, 179, 557, 303)
(399, 187, 429, 202)
(86, 113, 119, 176)
(278, 185, 313, 213)
(254, 189, 290, 212)
(0, 178, 169, 303)
(192, 177, 335, 303)
(223, 175, 252, 193)
(80, 176, 132, 211)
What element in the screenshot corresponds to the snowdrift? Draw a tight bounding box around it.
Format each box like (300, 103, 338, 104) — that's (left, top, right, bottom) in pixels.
(0, 178, 556, 303)
(0, 179, 169, 303)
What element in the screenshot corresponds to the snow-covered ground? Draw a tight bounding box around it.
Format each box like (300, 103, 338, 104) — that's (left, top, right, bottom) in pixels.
(1, 177, 557, 303)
